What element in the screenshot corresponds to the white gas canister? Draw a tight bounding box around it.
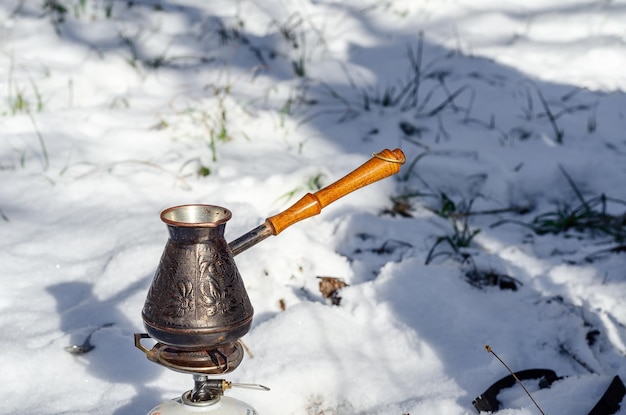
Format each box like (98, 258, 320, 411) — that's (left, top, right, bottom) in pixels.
(147, 395, 258, 415)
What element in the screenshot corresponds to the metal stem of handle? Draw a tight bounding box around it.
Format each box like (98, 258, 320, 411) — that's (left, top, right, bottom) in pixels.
(228, 223, 273, 257)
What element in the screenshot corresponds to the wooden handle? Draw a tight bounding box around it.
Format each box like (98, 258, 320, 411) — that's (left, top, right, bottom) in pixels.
(265, 148, 406, 235)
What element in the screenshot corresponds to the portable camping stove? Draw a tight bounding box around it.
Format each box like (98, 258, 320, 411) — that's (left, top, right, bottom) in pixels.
(135, 333, 267, 414)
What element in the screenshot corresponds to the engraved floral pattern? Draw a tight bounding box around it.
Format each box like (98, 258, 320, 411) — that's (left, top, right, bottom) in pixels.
(143, 244, 197, 324)
(205, 286, 239, 316)
(166, 281, 194, 317)
(198, 245, 248, 320)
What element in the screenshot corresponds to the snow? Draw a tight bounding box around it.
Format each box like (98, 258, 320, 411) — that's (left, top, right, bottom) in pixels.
(2, 0, 626, 414)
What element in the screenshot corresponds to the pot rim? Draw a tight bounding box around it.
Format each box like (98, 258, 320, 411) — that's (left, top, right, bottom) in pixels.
(160, 204, 232, 228)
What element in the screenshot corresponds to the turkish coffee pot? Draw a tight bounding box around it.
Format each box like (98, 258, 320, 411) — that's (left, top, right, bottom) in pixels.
(134, 149, 405, 414)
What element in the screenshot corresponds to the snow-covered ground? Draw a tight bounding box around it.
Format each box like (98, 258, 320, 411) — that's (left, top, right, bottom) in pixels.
(2, 1, 626, 414)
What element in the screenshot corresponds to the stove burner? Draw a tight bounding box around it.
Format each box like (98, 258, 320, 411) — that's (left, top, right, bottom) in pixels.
(134, 334, 244, 375)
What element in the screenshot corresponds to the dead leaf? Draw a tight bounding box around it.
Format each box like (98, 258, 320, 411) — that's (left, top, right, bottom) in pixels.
(317, 276, 348, 305)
